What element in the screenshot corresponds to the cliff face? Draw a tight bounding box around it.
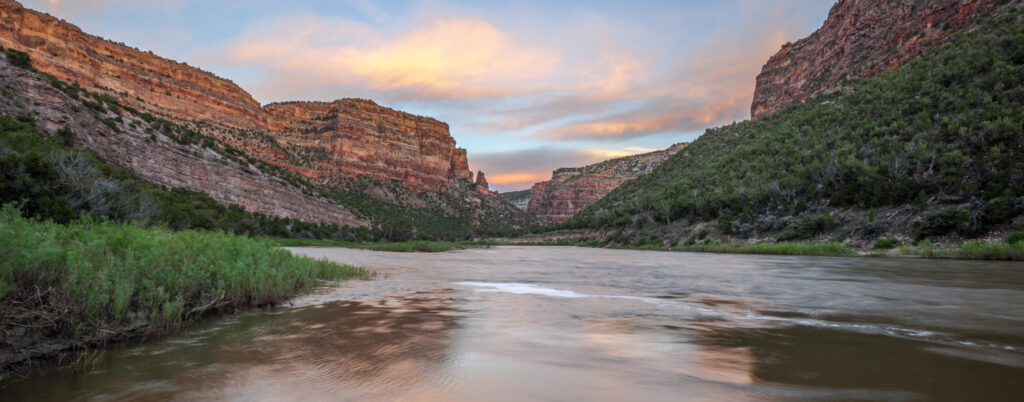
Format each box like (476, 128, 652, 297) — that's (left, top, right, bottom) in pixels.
(751, 0, 997, 118)
(527, 144, 687, 223)
(0, 0, 474, 194)
(264, 100, 472, 192)
(0, 54, 366, 227)
(498, 190, 531, 211)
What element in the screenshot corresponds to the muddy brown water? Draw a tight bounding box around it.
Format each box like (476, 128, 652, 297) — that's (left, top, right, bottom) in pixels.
(3, 246, 1023, 401)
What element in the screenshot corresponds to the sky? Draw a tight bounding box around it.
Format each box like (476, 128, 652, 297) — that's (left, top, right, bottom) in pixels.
(26, 0, 834, 191)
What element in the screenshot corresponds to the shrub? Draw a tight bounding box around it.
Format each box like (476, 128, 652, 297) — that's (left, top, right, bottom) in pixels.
(4, 48, 32, 69)
(873, 237, 901, 250)
(1007, 232, 1024, 244)
(917, 208, 973, 239)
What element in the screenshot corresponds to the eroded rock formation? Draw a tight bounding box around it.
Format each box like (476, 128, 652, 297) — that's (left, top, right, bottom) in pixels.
(0, 0, 474, 194)
(751, 0, 997, 118)
(527, 144, 687, 223)
(0, 54, 366, 227)
(474, 171, 489, 196)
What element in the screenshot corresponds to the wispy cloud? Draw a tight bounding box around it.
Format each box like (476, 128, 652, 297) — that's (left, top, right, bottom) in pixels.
(207, 15, 561, 101)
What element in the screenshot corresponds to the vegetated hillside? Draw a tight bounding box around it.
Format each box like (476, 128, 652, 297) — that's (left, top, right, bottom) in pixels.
(0, 114, 383, 240)
(752, 0, 998, 118)
(565, 4, 1024, 244)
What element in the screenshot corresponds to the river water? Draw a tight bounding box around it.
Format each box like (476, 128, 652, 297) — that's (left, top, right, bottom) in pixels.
(4, 246, 1024, 401)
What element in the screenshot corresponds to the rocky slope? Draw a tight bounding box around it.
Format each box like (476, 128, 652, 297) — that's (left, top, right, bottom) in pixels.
(527, 144, 687, 223)
(498, 190, 531, 211)
(751, 0, 998, 118)
(0, 0, 528, 232)
(0, 0, 477, 193)
(0, 53, 365, 227)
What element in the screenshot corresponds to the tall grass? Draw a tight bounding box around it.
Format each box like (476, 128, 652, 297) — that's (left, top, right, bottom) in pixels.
(0, 204, 371, 340)
(268, 238, 481, 252)
(672, 241, 853, 256)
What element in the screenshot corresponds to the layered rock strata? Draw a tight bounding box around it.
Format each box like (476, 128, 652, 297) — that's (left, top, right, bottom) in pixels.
(751, 0, 997, 118)
(0, 54, 366, 227)
(0, 0, 476, 195)
(527, 144, 687, 223)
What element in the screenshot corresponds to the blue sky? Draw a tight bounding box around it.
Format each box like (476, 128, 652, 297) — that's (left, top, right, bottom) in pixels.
(25, 0, 834, 191)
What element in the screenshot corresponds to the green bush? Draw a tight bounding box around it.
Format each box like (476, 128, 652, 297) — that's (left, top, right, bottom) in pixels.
(4, 48, 32, 70)
(873, 237, 901, 250)
(917, 208, 974, 239)
(1007, 232, 1024, 244)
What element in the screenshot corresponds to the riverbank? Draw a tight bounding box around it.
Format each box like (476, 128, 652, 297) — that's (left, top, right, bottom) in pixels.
(491, 234, 1024, 261)
(0, 205, 371, 381)
(267, 238, 489, 252)
(273, 233, 1024, 260)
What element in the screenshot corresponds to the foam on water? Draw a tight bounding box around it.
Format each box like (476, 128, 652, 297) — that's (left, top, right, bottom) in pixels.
(456, 281, 1021, 354)
(456, 281, 673, 306)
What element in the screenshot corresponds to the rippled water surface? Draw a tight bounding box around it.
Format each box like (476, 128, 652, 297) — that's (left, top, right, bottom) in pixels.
(5, 246, 1024, 401)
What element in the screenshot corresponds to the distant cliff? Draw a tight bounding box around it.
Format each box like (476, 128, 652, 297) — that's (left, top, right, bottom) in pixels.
(498, 190, 531, 211)
(0, 0, 474, 194)
(527, 144, 687, 223)
(751, 0, 997, 118)
(0, 52, 366, 227)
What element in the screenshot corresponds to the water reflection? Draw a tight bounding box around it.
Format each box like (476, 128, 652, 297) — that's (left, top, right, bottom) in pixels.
(691, 323, 1024, 401)
(3, 246, 1023, 401)
(3, 291, 460, 401)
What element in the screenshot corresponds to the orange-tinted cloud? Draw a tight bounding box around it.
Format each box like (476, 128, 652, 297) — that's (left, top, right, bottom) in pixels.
(471, 146, 662, 192)
(211, 16, 560, 100)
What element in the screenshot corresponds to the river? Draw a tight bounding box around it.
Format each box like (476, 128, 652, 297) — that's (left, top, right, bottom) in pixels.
(4, 246, 1023, 401)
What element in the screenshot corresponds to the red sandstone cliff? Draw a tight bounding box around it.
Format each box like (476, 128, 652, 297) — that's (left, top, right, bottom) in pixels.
(751, 0, 997, 118)
(0, 53, 366, 227)
(527, 144, 687, 223)
(0, 0, 474, 194)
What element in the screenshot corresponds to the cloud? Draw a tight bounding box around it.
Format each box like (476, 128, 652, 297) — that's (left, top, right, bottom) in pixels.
(35, 0, 187, 15)
(537, 22, 799, 140)
(471, 146, 660, 192)
(207, 15, 560, 101)
(197, 1, 829, 145)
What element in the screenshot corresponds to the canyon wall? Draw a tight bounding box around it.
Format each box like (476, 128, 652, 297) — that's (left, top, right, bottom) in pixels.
(751, 0, 998, 118)
(0, 54, 366, 227)
(0, 0, 475, 195)
(527, 144, 687, 223)
(498, 190, 531, 211)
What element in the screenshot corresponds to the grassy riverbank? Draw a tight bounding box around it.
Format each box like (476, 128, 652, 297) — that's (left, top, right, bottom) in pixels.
(268, 238, 487, 252)
(502, 235, 1024, 260)
(0, 205, 371, 377)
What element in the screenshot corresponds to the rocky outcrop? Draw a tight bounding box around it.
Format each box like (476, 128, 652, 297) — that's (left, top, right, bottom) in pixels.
(751, 0, 998, 118)
(0, 0, 472, 193)
(527, 144, 687, 223)
(0, 53, 366, 227)
(498, 190, 531, 211)
(474, 171, 489, 196)
(263, 99, 471, 192)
